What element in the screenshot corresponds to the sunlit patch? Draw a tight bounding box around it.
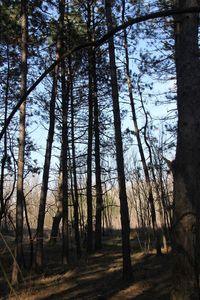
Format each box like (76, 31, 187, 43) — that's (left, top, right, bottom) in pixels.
(109, 282, 151, 299)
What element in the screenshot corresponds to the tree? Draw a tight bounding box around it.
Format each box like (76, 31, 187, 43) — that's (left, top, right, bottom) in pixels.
(1, 2, 200, 294)
(171, 0, 200, 298)
(105, 0, 132, 280)
(1, 5, 199, 141)
(122, 0, 162, 255)
(59, 0, 69, 265)
(12, 0, 28, 284)
(86, 1, 94, 254)
(69, 33, 81, 258)
(0, 43, 10, 228)
(49, 163, 63, 244)
(93, 45, 103, 250)
(35, 56, 58, 270)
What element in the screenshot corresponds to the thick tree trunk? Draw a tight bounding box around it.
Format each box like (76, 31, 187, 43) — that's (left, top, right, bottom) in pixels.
(12, 0, 27, 284)
(171, 1, 200, 299)
(50, 214, 62, 242)
(105, 0, 132, 280)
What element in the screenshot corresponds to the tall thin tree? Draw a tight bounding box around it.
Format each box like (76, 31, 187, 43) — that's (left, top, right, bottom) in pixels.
(70, 76, 81, 257)
(105, 0, 132, 280)
(87, 3, 103, 251)
(122, 0, 162, 255)
(0, 44, 10, 228)
(86, 1, 94, 254)
(12, 0, 28, 284)
(60, 0, 69, 264)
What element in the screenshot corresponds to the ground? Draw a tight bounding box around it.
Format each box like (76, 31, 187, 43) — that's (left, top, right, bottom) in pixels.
(0, 232, 171, 299)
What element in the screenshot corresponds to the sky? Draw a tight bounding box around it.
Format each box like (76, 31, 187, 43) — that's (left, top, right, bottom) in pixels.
(27, 0, 177, 179)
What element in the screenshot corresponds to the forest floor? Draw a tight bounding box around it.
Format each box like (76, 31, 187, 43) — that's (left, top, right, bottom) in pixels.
(0, 231, 172, 299)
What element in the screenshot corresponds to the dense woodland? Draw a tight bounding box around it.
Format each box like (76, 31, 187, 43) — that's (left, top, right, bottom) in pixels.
(0, 0, 200, 299)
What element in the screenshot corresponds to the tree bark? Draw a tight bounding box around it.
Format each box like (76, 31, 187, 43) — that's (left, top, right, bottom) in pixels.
(105, 0, 132, 280)
(172, 0, 200, 299)
(12, 0, 28, 284)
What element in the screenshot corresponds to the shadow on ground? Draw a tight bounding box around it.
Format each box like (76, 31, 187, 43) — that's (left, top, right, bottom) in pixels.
(1, 231, 171, 300)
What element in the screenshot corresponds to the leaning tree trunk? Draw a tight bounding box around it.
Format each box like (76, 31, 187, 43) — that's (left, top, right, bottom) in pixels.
(140, 99, 163, 255)
(105, 0, 132, 280)
(171, 1, 200, 299)
(12, 0, 28, 285)
(35, 62, 58, 270)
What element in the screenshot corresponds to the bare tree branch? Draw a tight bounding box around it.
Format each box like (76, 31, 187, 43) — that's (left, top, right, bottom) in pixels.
(1, 6, 200, 140)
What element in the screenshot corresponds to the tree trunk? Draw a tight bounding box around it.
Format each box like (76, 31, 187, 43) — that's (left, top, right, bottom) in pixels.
(171, 1, 200, 299)
(105, 0, 132, 280)
(60, 0, 69, 265)
(86, 3, 94, 254)
(12, 0, 27, 284)
(88, 6, 103, 251)
(0, 44, 9, 228)
(69, 59, 81, 258)
(50, 163, 63, 244)
(122, 0, 161, 255)
(23, 194, 33, 269)
(35, 65, 58, 270)
(93, 50, 103, 250)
